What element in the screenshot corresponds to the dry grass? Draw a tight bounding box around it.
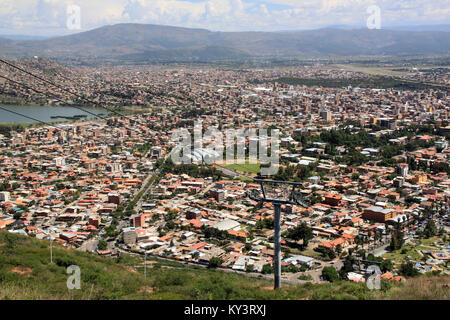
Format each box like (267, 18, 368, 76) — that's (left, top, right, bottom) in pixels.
(139, 286, 154, 294)
(9, 267, 32, 277)
(379, 275, 450, 300)
(126, 266, 138, 273)
(261, 286, 274, 291)
(1, 231, 449, 300)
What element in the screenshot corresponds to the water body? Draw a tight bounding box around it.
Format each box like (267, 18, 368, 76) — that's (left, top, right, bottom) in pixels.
(0, 105, 109, 123)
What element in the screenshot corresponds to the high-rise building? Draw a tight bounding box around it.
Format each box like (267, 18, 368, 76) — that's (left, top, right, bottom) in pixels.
(396, 163, 409, 177)
(320, 108, 331, 122)
(122, 227, 137, 245)
(0, 192, 10, 202)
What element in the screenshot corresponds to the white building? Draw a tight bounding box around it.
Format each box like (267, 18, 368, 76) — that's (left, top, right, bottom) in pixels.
(122, 227, 137, 245)
(0, 191, 10, 202)
(213, 219, 240, 231)
(283, 255, 315, 267)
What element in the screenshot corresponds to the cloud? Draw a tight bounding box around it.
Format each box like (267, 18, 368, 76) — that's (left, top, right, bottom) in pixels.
(0, 0, 448, 35)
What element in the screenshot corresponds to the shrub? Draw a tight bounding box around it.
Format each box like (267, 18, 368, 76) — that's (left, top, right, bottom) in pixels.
(322, 266, 340, 282)
(208, 257, 223, 269)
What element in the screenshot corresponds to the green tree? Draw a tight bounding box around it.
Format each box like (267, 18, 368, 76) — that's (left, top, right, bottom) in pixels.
(423, 219, 437, 238)
(191, 251, 200, 260)
(208, 257, 223, 269)
(322, 266, 340, 282)
(286, 222, 313, 249)
(339, 254, 355, 278)
(97, 240, 107, 251)
(400, 261, 420, 277)
(261, 264, 273, 274)
(380, 259, 393, 272)
(246, 265, 254, 273)
(390, 224, 405, 250)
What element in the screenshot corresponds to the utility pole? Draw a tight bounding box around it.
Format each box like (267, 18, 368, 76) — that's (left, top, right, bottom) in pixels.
(273, 202, 282, 289)
(249, 179, 307, 290)
(50, 238, 54, 264)
(144, 251, 147, 280)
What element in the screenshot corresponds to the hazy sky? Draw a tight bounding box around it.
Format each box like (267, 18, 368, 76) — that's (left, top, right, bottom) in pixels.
(0, 0, 449, 36)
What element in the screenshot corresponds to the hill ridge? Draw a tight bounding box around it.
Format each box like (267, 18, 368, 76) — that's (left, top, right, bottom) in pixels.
(1, 23, 449, 64)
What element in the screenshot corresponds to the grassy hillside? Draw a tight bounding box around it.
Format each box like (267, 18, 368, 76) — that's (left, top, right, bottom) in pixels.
(0, 231, 448, 300)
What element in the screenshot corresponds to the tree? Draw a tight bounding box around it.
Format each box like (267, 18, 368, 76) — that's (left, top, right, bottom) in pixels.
(286, 222, 313, 249)
(380, 259, 393, 272)
(423, 219, 437, 238)
(97, 240, 107, 251)
(390, 223, 405, 250)
(339, 254, 355, 278)
(208, 257, 223, 269)
(261, 264, 273, 275)
(191, 251, 200, 260)
(322, 266, 340, 282)
(314, 246, 336, 259)
(400, 261, 419, 277)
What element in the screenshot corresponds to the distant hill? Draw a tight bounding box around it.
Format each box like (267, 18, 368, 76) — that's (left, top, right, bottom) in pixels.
(387, 25, 450, 32)
(0, 23, 449, 64)
(0, 34, 51, 40)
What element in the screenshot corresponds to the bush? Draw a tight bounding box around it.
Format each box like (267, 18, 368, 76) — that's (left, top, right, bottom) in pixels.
(322, 266, 340, 282)
(54, 257, 77, 268)
(261, 264, 273, 274)
(298, 274, 313, 281)
(208, 257, 223, 269)
(97, 240, 107, 251)
(400, 261, 420, 277)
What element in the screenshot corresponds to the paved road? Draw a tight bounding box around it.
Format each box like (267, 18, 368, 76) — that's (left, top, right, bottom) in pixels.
(214, 164, 249, 178)
(371, 243, 391, 257)
(120, 249, 314, 286)
(215, 165, 240, 177)
(135, 172, 157, 212)
(199, 181, 216, 196)
(79, 238, 98, 252)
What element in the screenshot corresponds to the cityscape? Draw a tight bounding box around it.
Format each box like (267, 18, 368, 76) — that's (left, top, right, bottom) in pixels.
(0, 0, 448, 306)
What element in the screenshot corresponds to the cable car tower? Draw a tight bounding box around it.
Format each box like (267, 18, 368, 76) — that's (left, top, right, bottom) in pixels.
(248, 178, 308, 289)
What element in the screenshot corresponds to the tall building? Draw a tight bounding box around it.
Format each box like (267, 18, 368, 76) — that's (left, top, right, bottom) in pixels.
(151, 146, 162, 159)
(378, 118, 397, 130)
(209, 189, 226, 202)
(0, 192, 10, 202)
(122, 227, 137, 245)
(362, 206, 396, 222)
(396, 163, 409, 177)
(320, 108, 331, 122)
(55, 157, 65, 166)
(393, 177, 405, 188)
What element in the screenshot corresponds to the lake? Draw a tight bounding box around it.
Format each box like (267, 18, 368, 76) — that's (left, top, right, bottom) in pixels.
(0, 105, 110, 123)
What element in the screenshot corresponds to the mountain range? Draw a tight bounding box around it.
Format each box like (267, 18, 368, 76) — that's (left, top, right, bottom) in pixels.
(1, 23, 449, 64)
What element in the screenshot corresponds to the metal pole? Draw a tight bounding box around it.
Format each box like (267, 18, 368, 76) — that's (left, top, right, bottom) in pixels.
(50, 239, 53, 264)
(144, 251, 147, 280)
(273, 202, 281, 289)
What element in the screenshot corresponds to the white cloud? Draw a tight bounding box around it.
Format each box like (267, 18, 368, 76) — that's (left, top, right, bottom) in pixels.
(0, 0, 448, 35)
